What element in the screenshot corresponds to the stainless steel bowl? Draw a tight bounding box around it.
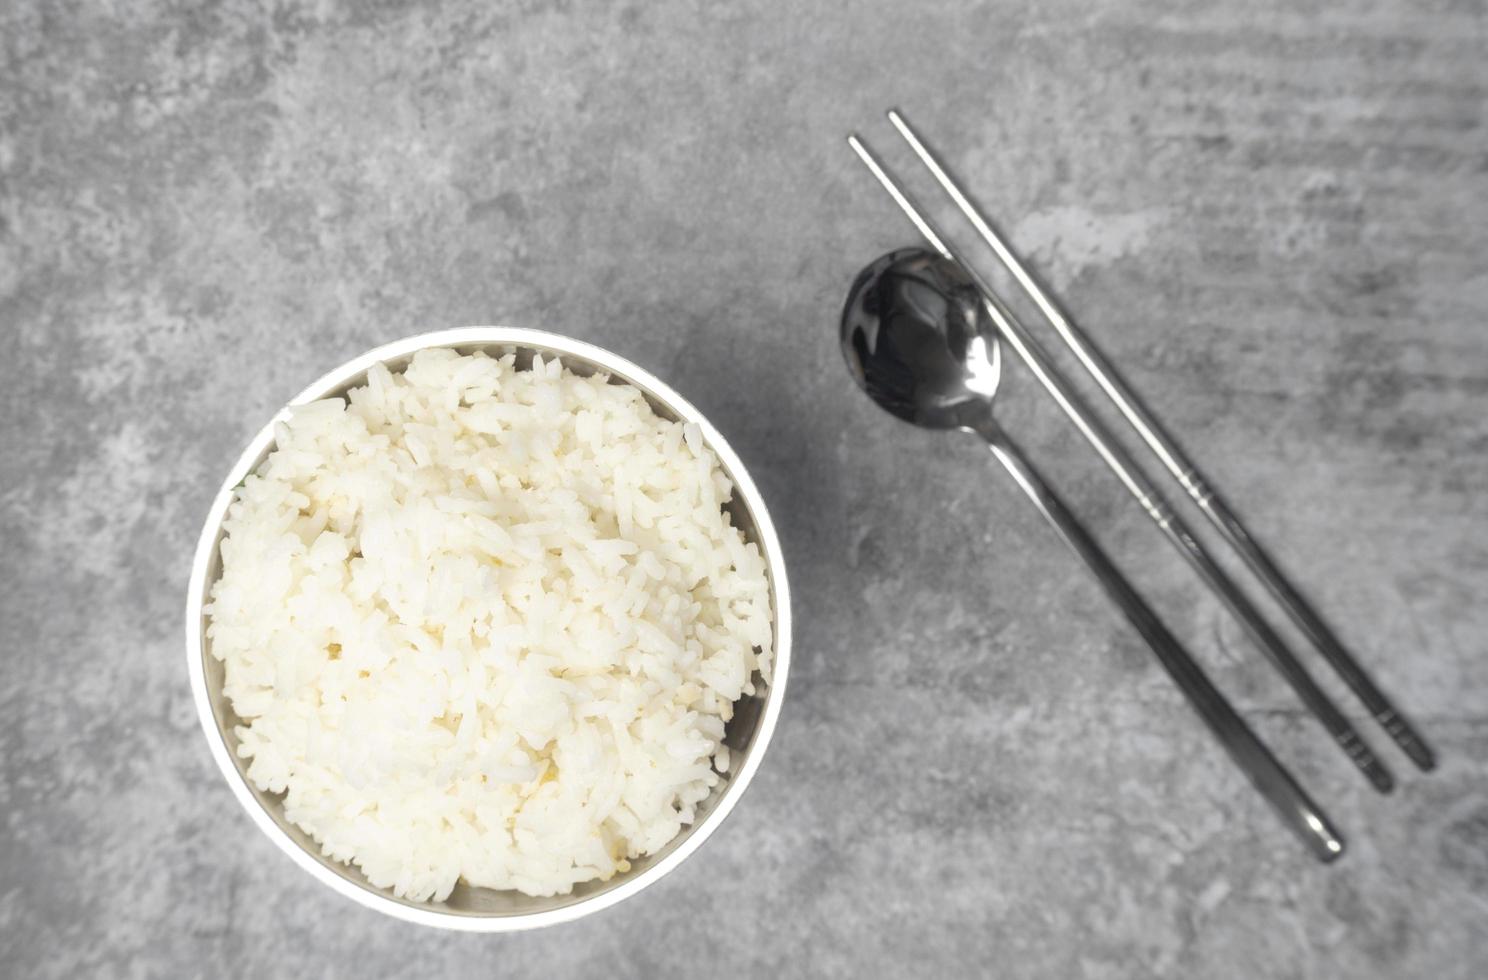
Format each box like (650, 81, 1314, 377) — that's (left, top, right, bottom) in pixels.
(185, 327, 792, 931)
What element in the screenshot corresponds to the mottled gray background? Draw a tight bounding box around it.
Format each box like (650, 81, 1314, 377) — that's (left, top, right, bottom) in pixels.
(4, 0, 1486, 976)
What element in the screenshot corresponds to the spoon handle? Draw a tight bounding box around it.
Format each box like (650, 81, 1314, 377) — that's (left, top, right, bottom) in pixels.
(975, 420, 1344, 862)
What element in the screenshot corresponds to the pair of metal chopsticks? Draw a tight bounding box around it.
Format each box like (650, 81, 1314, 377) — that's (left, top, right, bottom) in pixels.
(847, 109, 1434, 851)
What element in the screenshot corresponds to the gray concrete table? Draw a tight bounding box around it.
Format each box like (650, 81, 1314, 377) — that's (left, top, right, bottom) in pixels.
(4, 1, 1486, 976)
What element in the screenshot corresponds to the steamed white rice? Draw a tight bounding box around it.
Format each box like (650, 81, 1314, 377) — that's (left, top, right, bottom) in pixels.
(205, 348, 773, 900)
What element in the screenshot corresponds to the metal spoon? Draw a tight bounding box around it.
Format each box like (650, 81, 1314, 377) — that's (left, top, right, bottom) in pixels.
(840, 247, 1344, 862)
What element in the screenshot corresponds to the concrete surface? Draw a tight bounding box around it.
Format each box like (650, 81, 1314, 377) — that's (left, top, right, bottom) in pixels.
(4, 0, 1487, 976)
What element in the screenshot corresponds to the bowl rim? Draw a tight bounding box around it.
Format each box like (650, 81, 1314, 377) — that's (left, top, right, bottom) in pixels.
(184, 326, 792, 932)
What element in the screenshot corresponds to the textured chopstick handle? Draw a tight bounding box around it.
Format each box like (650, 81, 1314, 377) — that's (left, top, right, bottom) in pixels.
(1187, 476, 1436, 771)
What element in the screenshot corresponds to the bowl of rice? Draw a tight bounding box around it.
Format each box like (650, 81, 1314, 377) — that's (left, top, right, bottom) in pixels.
(185, 327, 791, 931)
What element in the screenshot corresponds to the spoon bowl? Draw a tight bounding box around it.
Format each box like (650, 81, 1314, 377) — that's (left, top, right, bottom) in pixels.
(840, 247, 1002, 431)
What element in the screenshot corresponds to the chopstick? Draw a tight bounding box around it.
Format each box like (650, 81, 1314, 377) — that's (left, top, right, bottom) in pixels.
(847, 133, 1347, 860)
(849, 123, 1394, 794)
(886, 109, 1436, 774)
